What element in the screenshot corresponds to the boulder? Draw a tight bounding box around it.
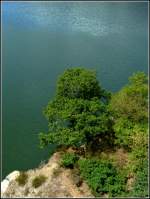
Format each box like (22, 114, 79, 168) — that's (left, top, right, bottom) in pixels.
(6, 171, 20, 181)
(1, 179, 9, 195)
(1, 170, 20, 195)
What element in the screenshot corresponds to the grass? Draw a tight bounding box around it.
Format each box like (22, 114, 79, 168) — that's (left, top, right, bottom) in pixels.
(32, 175, 47, 188)
(16, 172, 28, 186)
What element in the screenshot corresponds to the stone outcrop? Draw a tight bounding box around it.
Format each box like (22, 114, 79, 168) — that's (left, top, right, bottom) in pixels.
(1, 171, 20, 195)
(1, 152, 93, 198)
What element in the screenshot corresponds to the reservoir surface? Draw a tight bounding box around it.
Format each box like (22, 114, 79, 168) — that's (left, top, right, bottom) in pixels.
(2, 2, 148, 179)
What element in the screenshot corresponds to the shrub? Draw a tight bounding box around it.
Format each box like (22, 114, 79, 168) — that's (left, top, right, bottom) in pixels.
(78, 158, 126, 197)
(32, 175, 47, 188)
(16, 171, 28, 186)
(61, 152, 79, 169)
(113, 118, 134, 150)
(131, 159, 148, 197)
(126, 127, 148, 197)
(110, 72, 148, 124)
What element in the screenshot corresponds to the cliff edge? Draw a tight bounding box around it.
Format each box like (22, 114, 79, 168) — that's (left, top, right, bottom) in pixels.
(1, 152, 93, 198)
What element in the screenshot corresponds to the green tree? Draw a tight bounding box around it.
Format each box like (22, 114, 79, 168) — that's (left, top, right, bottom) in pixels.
(39, 67, 112, 150)
(56, 67, 109, 100)
(110, 72, 148, 123)
(109, 72, 148, 149)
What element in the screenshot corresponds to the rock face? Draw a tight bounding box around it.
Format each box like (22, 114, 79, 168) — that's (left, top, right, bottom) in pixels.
(1, 171, 20, 195)
(1, 152, 94, 198)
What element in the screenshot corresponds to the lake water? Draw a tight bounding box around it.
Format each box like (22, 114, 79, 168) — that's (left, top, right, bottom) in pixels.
(2, 2, 148, 179)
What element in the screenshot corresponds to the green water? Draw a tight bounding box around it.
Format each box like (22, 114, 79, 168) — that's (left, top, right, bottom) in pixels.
(2, 2, 148, 179)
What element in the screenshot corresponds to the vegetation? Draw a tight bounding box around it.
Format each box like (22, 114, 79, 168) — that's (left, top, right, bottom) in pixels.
(16, 172, 28, 186)
(32, 175, 47, 188)
(78, 158, 126, 197)
(131, 159, 148, 197)
(39, 68, 148, 197)
(61, 152, 79, 168)
(110, 72, 148, 149)
(39, 67, 112, 151)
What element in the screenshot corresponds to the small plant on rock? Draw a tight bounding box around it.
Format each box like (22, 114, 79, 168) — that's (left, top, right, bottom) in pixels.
(61, 152, 79, 169)
(16, 171, 28, 186)
(32, 175, 47, 188)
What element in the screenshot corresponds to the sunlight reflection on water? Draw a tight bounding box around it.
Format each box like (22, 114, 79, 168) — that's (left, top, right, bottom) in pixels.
(3, 2, 146, 36)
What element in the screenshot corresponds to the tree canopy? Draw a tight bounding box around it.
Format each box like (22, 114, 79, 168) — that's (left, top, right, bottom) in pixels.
(109, 72, 148, 149)
(110, 71, 148, 123)
(56, 67, 104, 99)
(39, 67, 112, 149)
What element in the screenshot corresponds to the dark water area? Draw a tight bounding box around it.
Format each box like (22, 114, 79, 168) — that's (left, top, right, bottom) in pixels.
(2, 2, 148, 179)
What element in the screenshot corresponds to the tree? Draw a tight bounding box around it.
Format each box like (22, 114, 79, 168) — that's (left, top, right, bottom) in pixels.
(56, 67, 105, 100)
(39, 67, 112, 150)
(110, 72, 148, 123)
(109, 72, 148, 149)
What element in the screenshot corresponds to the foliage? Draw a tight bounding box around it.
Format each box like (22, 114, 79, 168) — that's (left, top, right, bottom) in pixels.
(61, 152, 79, 168)
(16, 172, 28, 186)
(110, 72, 148, 149)
(110, 72, 148, 197)
(39, 67, 113, 150)
(32, 175, 47, 188)
(56, 67, 108, 100)
(78, 158, 126, 197)
(110, 72, 148, 123)
(113, 118, 134, 149)
(126, 125, 148, 195)
(131, 159, 148, 197)
(130, 125, 148, 162)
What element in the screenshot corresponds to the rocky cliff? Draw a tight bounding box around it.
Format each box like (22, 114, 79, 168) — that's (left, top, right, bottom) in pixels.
(1, 152, 93, 198)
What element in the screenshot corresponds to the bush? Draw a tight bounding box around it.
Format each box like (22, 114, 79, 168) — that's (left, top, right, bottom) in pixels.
(16, 172, 28, 186)
(126, 127, 148, 197)
(113, 118, 134, 150)
(131, 159, 148, 197)
(110, 72, 148, 124)
(61, 152, 79, 169)
(78, 158, 126, 197)
(32, 175, 47, 188)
